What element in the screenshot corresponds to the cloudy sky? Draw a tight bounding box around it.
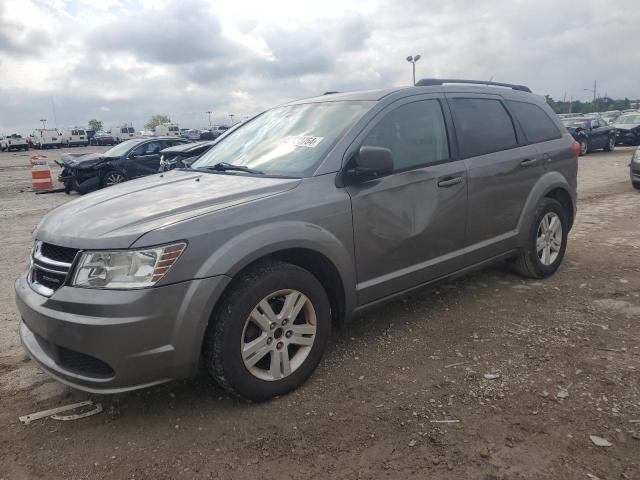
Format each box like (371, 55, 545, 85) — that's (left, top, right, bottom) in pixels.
(1, 0, 639, 133)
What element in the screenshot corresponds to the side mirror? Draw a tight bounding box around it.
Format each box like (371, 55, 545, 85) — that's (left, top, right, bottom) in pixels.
(348, 146, 394, 183)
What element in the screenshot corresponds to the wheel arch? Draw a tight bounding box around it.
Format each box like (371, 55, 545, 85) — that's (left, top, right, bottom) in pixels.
(516, 172, 575, 246)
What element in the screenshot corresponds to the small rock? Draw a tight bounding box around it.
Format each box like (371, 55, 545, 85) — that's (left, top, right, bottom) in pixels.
(557, 387, 569, 399)
(589, 435, 612, 447)
(484, 373, 500, 380)
(431, 457, 440, 465)
(358, 375, 364, 380)
(632, 432, 640, 441)
(479, 447, 490, 458)
(408, 440, 417, 447)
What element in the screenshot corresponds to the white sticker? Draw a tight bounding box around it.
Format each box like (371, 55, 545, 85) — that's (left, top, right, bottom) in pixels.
(284, 135, 324, 148)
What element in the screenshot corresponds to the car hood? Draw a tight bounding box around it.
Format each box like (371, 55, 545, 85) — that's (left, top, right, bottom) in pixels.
(612, 123, 640, 131)
(35, 170, 301, 249)
(58, 152, 109, 168)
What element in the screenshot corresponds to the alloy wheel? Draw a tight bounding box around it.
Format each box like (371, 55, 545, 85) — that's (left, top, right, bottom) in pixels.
(536, 212, 562, 266)
(579, 140, 588, 155)
(241, 289, 317, 381)
(104, 172, 125, 186)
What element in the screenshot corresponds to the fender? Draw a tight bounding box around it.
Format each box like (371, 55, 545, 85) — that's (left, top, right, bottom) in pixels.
(193, 220, 358, 320)
(515, 171, 574, 246)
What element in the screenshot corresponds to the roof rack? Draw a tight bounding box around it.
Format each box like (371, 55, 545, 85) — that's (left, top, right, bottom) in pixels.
(416, 78, 532, 93)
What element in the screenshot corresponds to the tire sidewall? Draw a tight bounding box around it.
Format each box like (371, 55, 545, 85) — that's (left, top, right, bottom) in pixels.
(101, 170, 125, 188)
(525, 198, 568, 277)
(211, 264, 331, 401)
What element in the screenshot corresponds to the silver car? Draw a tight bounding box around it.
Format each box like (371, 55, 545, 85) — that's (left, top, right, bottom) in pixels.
(15, 79, 578, 401)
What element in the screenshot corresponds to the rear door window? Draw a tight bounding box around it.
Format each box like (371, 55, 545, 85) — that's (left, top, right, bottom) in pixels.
(362, 99, 450, 171)
(449, 98, 518, 158)
(507, 100, 562, 143)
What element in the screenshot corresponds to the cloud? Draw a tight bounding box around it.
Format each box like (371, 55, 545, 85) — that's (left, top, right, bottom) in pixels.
(1, 0, 640, 134)
(88, 0, 237, 65)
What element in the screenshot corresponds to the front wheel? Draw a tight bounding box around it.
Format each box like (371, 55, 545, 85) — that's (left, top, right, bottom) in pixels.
(604, 135, 615, 151)
(579, 139, 588, 156)
(514, 198, 568, 279)
(101, 170, 126, 187)
(203, 261, 331, 401)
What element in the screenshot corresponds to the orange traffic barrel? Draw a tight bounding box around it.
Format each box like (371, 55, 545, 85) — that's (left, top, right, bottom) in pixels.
(32, 159, 54, 190)
(30, 154, 48, 166)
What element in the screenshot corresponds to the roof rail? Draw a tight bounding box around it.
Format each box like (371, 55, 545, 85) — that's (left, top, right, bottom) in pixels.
(416, 78, 532, 93)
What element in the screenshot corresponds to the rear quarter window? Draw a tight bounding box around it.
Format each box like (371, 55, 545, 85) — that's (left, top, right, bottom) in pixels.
(507, 100, 562, 143)
(449, 98, 518, 158)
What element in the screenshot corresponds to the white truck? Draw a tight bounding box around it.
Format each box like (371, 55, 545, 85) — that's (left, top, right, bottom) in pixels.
(111, 125, 136, 143)
(30, 129, 62, 149)
(154, 123, 180, 137)
(61, 127, 89, 147)
(0, 134, 29, 151)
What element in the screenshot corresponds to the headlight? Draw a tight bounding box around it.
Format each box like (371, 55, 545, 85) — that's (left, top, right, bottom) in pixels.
(71, 242, 186, 289)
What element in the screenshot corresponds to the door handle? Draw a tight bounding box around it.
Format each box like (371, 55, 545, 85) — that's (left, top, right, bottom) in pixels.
(437, 176, 463, 188)
(520, 158, 538, 167)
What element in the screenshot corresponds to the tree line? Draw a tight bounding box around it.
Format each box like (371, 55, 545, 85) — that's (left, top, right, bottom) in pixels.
(545, 95, 639, 114)
(85, 115, 171, 132)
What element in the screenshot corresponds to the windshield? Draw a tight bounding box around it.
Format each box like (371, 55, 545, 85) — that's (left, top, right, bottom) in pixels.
(562, 119, 589, 129)
(617, 114, 640, 124)
(192, 101, 373, 177)
(104, 139, 141, 157)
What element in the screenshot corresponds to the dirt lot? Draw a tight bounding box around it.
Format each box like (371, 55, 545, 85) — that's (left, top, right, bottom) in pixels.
(0, 145, 638, 479)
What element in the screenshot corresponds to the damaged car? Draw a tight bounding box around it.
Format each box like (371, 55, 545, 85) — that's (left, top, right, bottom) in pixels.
(57, 137, 187, 193)
(159, 140, 217, 171)
(612, 112, 640, 145)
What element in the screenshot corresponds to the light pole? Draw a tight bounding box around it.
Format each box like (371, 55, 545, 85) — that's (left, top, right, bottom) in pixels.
(406, 55, 421, 86)
(584, 80, 597, 112)
(206, 111, 213, 127)
(39, 119, 47, 129)
(229, 114, 235, 126)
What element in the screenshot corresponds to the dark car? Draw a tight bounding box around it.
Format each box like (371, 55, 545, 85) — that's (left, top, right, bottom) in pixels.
(90, 131, 116, 146)
(631, 146, 640, 190)
(612, 112, 640, 145)
(561, 116, 616, 155)
(57, 137, 187, 193)
(159, 141, 217, 171)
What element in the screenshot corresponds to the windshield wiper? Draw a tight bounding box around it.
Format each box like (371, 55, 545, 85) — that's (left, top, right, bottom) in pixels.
(198, 162, 264, 175)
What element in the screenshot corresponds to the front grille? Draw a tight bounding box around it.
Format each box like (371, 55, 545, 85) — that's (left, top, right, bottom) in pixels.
(41, 243, 79, 263)
(57, 346, 115, 378)
(29, 241, 79, 296)
(33, 268, 66, 290)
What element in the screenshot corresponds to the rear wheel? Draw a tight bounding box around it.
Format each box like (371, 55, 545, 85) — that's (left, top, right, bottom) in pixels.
(633, 181, 640, 191)
(604, 135, 615, 151)
(514, 198, 568, 279)
(579, 139, 588, 156)
(101, 170, 126, 187)
(203, 261, 331, 401)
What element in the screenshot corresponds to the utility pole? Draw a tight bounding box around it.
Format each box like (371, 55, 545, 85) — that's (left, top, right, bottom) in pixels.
(584, 80, 597, 112)
(206, 111, 213, 127)
(406, 55, 421, 86)
(569, 95, 573, 114)
(229, 114, 235, 125)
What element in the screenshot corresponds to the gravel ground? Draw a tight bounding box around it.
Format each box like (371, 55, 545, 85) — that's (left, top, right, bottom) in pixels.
(0, 145, 638, 479)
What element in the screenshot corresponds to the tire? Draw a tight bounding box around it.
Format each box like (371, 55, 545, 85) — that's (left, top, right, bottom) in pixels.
(101, 170, 126, 188)
(633, 181, 640, 191)
(203, 260, 331, 402)
(604, 135, 615, 151)
(578, 139, 588, 156)
(514, 197, 568, 279)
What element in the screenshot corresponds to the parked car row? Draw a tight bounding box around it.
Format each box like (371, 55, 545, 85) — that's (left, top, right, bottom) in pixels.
(0, 134, 29, 151)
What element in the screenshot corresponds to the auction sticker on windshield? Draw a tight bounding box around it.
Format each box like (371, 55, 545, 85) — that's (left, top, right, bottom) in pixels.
(284, 136, 324, 148)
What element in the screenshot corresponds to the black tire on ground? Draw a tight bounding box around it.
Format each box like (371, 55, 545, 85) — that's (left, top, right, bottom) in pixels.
(514, 197, 569, 279)
(578, 139, 588, 156)
(203, 260, 331, 402)
(604, 135, 615, 151)
(633, 181, 640, 191)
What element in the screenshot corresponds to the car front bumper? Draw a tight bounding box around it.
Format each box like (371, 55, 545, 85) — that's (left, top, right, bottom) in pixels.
(616, 130, 640, 144)
(15, 273, 230, 393)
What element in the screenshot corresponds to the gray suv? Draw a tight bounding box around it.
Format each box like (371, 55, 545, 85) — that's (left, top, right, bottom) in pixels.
(15, 79, 578, 401)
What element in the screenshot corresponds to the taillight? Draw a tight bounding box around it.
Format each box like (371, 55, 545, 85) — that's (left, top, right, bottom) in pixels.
(572, 141, 580, 159)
